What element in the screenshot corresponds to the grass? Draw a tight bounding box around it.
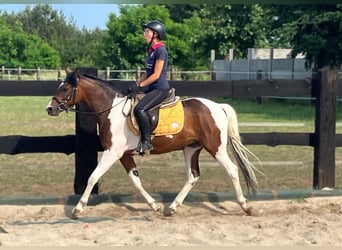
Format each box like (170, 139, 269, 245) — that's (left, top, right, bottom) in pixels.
(0, 96, 342, 196)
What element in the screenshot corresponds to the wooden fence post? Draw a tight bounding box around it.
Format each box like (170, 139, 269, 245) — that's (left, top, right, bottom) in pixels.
(57, 69, 62, 80)
(313, 67, 338, 189)
(18, 67, 22, 81)
(210, 49, 216, 80)
(106, 67, 110, 80)
(36, 67, 40, 80)
(247, 48, 252, 80)
(170, 66, 175, 81)
(74, 67, 99, 194)
(268, 48, 273, 80)
(136, 67, 141, 81)
(256, 70, 263, 103)
(228, 48, 233, 80)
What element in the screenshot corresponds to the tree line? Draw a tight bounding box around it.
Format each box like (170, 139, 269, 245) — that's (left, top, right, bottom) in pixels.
(0, 4, 341, 71)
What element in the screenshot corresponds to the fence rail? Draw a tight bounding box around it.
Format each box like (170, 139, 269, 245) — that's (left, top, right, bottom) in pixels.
(1, 67, 214, 81)
(0, 79, 327, 96)
(3, 132, 342, 156)
(4, 66, 340, 82)
(1, 78, 342, 97)
(0, 68, 341, 192)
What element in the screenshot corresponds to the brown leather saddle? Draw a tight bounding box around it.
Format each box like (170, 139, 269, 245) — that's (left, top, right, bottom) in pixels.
(128, 88, 179, 135)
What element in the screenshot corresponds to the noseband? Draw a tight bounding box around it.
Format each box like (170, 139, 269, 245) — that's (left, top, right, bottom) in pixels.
(52, 85, 77, 112)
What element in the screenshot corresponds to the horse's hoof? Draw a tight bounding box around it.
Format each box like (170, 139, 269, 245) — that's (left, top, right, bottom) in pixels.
(150, 202, 161, 212)
(154, 206, 162, 213)
(71, 209, 84, 219)
(244, 206, 253, 216)
(164, 208, 176, 217)
(148, 202, 162, 214)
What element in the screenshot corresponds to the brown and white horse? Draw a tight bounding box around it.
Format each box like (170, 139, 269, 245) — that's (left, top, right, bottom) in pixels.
(46, 69, 260, 219)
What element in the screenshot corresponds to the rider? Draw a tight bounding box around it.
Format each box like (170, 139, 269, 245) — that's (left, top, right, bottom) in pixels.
(133, 20, 170, 155)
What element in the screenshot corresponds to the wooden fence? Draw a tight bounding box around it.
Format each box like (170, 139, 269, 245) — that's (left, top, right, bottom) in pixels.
(0, 68, 341, 193)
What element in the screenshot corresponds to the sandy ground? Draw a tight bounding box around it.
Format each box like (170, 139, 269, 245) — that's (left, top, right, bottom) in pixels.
(0, 196, 341, 246)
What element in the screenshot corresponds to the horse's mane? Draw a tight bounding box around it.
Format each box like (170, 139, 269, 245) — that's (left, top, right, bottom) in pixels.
(80, 74, 127, 96)
(65, 72, 78, 87)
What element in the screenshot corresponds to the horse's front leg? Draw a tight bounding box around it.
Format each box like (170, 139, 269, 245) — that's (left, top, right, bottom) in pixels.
(120, 154, 161, 212)
(72, 149, 120, 219)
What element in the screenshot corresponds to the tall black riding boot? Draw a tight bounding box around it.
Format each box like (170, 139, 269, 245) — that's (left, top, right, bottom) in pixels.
(134, 110, 153, 155)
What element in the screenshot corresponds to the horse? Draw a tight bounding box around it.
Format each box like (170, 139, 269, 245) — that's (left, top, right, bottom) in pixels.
(45, 69, 260, 219)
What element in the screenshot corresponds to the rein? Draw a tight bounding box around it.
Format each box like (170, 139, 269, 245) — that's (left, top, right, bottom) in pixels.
(67, 106, 114, 115)
(66, 95, 130, 116)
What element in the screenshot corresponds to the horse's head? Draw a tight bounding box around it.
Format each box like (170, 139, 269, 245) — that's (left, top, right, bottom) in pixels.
(45, 69, 80, 116)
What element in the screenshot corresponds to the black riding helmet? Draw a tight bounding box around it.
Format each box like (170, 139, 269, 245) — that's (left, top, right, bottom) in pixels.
(142, 20, 166, 40)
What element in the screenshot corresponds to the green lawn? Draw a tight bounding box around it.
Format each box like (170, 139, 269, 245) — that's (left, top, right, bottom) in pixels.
(0, 96, 341, 196)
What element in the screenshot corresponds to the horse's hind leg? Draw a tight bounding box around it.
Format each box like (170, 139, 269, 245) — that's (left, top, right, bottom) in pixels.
(166, 146, 201, 216)
(120, 154, 161, 212)
(215, 149, 251, 215)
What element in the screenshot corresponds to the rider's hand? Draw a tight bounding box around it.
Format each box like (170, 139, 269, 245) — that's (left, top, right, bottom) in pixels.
(128, 85, 142, 94)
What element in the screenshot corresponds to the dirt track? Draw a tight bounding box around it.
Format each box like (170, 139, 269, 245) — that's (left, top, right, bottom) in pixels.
(0, 196, 341, 246)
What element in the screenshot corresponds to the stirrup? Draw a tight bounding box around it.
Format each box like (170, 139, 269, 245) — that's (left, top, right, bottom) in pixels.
(132, 142, 144, 155)
(133, 141, 153, 155)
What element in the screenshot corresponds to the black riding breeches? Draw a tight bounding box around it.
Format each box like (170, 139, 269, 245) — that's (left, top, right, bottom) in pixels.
(134, 89, 169, 114)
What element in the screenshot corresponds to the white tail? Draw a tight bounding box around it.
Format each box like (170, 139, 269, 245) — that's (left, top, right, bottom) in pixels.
(220, 103, 262, 193)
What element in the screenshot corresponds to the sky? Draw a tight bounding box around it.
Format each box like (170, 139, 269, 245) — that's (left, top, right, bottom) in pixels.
(0, 4, 120, 30)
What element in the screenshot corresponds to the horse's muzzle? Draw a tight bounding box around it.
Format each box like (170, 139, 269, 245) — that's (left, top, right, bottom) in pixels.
(45, 105, 60, 116)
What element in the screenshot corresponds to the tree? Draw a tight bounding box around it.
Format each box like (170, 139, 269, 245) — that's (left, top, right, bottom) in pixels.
(74, 27, 107, 68)
(192, 4, 274, 60)
(289, 5, 342, 68)
(283, 4, 341, 69)
(100, 5, 195, 70)
(2, 4, 339, 72)
(5, 4, 105, 68)
(0, 17, 60, 68)
(164, 4, 204, 23)
(17, 4, 80, 68)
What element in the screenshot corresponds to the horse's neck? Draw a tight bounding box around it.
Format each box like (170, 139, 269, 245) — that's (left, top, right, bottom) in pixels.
(81, 83, 117, 114)
(78, 80, 127, 137)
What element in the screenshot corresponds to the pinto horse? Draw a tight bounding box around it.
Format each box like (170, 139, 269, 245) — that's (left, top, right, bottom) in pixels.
(46, 69, 260, 219)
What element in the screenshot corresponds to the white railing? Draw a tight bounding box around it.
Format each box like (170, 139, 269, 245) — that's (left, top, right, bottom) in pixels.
(1, 66, 341, 81)
(0, 66, 213, 81)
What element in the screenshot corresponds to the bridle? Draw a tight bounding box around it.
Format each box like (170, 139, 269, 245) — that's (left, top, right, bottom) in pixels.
(52, 82, 131, 116)
(52, 84, 77, 113)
